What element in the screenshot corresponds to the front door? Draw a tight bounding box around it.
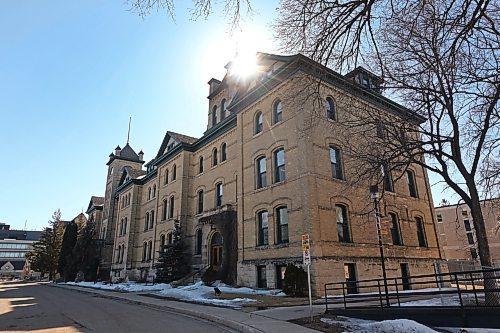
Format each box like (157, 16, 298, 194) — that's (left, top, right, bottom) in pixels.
(344, 263, 358, 294)
(210, 232, 223, 271)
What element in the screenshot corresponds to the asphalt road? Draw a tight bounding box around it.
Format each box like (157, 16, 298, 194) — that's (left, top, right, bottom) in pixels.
(0, 281, 236, 332)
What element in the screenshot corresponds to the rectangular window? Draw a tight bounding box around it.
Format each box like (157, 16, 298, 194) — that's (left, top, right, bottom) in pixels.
(216, 183, 223, 207)
(470, 248, 478, 259)
(274, 149, 286, 183)
(436, 214, 443, 222)
(330, 146, 343, 180)
(257, 265, 267, 288)
(382, 163, 394, 192)
(416, 217, 427, 247)
(258, 211, 269, 246)
(276, 206, 289, 244)
(462, 210, 469, 217)
(336, 205, 351, 243)
(389, 213, 402, 245)
(464, 219, 472, 232)
(197, 191, 204, 214)
(256, 157, 267, 189)
(466, 233, 475, 245)
(276, 265, 287, 289)
(406, 170, 418, 197)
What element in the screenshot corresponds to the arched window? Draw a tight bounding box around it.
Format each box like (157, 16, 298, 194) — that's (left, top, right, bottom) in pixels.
(199, 156, 204, 174)
(257, 211, 269, 246)
(215, 183, 223, 207)
(273, 100, 283, 124)
(152, 185, 156, 198)
(123, 217, 127, 235)
(329, 145, 344, 180)
(212, 148, 218, 166)
(276, 206, 289, 244)
(335, 204, 351, 243)
(416, 216, 427, 247)
(144, 212, 150, 231)
(212, 105, 218, 126)
(255, 111, 263, 134)
(150, 210, 155, 229)
(162, 199, 167, 221)
(160, 234, 166, 253)
(221, 143, 227, 162)
(273, 148, 286, 183)
(168, 196, 175, 219)
(382, 163, 393, 192)
(389, 213, 402, 245)
(195, 229, 202, 255)
(172, 164, 177, 181)
(325, 97, 336, 120)
(167, 232, 173, 244)
(164, 169, 169, 185)
(116, 245, 121, 263)
(197, 190, 204, 214)
(256, 156, 267, 189)
(406, 170, 418, 198)
(120, 245, 124, 263)
(148, 187, 151, 200)
(220, 99, 226, 121)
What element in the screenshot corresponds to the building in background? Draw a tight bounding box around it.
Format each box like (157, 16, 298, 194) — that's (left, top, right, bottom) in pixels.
(435, 198, 500, 270)
(94, 52, 443, 294)
(0, 223, 42, 279)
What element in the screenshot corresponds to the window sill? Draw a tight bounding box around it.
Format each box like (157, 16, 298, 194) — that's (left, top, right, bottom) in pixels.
(253, 131, 263, 138)
(255, 245, 270, 250)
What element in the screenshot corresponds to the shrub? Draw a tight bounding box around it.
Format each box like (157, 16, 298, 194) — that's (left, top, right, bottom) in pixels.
(283, 263, 308, 297)
(201, 266, 217, 286)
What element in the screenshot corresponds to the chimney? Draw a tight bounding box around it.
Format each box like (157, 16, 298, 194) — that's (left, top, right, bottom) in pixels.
(115, 145, 121, 156)
(138, 150, 144, 161)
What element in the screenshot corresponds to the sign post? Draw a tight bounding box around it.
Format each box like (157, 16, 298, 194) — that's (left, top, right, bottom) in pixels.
(302, 234, 313, 323)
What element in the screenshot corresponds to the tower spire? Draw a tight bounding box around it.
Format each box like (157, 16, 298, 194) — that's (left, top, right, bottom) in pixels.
(127, 117, 131, 144)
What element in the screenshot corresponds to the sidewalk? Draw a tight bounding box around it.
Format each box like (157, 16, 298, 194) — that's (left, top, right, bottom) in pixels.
(51, 284, 321, 333)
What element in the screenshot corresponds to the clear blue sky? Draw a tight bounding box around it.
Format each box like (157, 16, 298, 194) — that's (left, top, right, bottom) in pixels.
(0, 1, 451, 231)
(0, 1, 278, 230)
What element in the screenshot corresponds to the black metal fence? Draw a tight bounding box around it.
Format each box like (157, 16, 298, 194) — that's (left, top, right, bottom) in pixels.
(324, 268, 500, 311)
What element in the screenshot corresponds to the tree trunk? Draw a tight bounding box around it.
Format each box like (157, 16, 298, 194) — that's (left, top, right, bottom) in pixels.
(469, 189, 499, 305)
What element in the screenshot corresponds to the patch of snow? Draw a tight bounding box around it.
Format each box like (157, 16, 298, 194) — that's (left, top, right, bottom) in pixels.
(401, 295, 461, 307)
(63, 281, 169, 292)
(321, 316, 438, 333)
(324, 287, 456, 299)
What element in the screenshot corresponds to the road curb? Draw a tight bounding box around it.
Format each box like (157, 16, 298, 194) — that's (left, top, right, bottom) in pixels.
(50, 284, 264, 333)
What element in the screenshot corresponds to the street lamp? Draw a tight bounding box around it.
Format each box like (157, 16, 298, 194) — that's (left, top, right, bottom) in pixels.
(370, 185, 390, 307)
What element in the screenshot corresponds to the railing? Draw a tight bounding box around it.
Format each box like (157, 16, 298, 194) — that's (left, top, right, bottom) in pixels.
(324, 268, 500, 311)
(171, 264, 211, 286)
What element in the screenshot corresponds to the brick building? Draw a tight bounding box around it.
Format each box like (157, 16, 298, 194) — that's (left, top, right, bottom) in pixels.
(435, 199, 499, 267)
(93, 53, 443, 294)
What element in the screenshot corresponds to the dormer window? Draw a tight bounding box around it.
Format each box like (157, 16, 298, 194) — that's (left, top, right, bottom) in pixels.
(167, 143, 175, 151)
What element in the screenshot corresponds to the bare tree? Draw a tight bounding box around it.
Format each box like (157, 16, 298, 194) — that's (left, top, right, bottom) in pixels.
(278, 0, 499, 303)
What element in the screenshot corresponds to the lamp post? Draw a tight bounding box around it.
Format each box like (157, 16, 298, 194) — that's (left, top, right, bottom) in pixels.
(370, 185, 390, 307)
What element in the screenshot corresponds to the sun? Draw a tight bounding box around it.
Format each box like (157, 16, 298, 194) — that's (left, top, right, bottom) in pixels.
(230, 51, 258, 79)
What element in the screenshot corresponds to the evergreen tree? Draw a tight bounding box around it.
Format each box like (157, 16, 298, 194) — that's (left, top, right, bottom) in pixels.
(283, 264, 308, 297)
(72, 221, 98, 281)
(155, 223, 189, 283)
(58, 221, 78, 281)
(27, 210, 64, 280)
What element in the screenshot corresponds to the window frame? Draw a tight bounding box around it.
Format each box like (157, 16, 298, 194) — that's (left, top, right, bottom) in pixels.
(257, 210, 269, 246)
(335, 204, 352, 243)
(389, 212, 403, 246)
(406, 170, 418, 198)
(255, 111, 263, 134)
(276, 206, 289, 244)
(325, 97, 336, 121)
(220, 99, 226, 121)
(221, 143, 227, 162)
(329, 145, 344, 180)
(212, 105, 218, 126)
(273, 100, 283, 124)
(199, 156, 204, 174)
(256, 156, 267, 189)
(415, 216, 428, 247)
(197, 190, 204, 214)
(215, 183, 223, 207)
(212, 148, 218, 166)
(195, 229, 202, 255)
(382, 163, 394, 192)
(171, 164, 177, 181)
(273, 148, 286, 183)
(168, 196, 174, 219)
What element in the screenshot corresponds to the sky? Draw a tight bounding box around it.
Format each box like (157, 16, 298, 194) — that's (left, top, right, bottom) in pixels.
(0, 1, 278, 230)
(0, 1, 452, 231)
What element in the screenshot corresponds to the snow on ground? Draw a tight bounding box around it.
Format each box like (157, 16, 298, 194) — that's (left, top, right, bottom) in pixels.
(324, 287, 456, 300)
(321, 316, 438, 333)
(400, 295, 461, 307)
(63, 281, 285, 308)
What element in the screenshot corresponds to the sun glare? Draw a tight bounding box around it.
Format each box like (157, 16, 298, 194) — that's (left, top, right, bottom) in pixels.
(231, 52, 258, 78)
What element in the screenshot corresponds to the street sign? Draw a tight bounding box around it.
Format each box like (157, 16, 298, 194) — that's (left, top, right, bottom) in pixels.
(302, 234, 311, 265)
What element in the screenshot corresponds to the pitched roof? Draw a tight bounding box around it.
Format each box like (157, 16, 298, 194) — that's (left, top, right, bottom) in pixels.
(156, 131, 198, 158)
(107, 143, 144, 165)
(0, 230, 42, 241)
(86, 196, 104, 214)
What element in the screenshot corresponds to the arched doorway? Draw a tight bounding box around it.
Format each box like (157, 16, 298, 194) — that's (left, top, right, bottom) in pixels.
(210, 232, 223, 271)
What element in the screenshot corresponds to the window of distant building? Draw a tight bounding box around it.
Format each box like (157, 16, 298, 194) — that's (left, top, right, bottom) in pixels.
(255, 111, 263, 134)
(160, 234, 166, 253)
(276, 206, 289, 244)
(197, 190, 204, 214)
(274, 148, 285, 183)
(329, 145, 344, 180)
(221, 143, 227, 162)
(171, 164, 177, 181)
(257, 210, 269, 246)
(273, 100, 283, 124)
(416, 216, 427, 247)
(406, 170, 418, 198)
(212, 148, 218, 166)
(162, 199, 167, 221)
(147, 241, 153, 261)
(336, 204, 351, 243)
(325, 97, 336, 121)
(389, 212, 402, 245)
(142, 242, 147, 262)
(256, 156, 267, 189)
(215, 183, 223, 207)
(382, 163, 394, 192)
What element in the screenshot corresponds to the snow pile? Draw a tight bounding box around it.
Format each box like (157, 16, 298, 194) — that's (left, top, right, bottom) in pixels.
(64, 281, 169, 292)
(321, 316, 438, 333)
(401, 295, 461, 307)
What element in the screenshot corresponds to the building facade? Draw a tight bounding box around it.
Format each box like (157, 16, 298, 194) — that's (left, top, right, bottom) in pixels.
(435, 199, 499, 267)
(0, 223, 42, 279)
(94, 53, 443, 294)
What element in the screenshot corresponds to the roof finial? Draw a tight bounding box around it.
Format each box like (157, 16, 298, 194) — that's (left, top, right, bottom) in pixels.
(127, 117, 131, 144)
